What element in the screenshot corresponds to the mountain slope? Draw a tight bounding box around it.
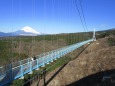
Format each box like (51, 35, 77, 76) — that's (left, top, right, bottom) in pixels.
(31, 37, 115, 86)
(45, 37, 115, 86)
(0, 32, 12, 37)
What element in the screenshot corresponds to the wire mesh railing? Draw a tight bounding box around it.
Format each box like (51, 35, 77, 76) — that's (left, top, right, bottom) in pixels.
(0, 39, 93, 86)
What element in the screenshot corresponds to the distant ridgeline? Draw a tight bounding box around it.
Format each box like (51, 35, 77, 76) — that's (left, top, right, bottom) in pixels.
(96, 28, 115, 38)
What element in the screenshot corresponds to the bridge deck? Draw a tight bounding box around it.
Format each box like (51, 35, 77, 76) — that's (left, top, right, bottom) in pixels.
(0, 39, 93, 86)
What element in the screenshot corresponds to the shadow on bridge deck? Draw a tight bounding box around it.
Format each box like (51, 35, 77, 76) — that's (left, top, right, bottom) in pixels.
(0, 66, 20, 86)
(67, 69, 115, 86)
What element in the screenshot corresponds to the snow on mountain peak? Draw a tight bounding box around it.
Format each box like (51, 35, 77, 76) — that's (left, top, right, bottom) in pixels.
(21, 26, 40, 34)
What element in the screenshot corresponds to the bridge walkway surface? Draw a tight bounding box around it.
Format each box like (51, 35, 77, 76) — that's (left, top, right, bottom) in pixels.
(0, 39, 93, 86)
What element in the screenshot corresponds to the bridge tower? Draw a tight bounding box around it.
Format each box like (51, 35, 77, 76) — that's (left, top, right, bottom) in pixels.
(93, 28, 96, 41)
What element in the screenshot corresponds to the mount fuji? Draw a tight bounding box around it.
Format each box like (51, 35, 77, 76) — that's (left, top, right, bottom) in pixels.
(13, 26, 42, 36)
(0, 26, 43, 37)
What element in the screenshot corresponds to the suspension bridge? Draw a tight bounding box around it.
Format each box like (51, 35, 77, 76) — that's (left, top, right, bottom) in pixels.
(0, 29, 96, 86)
(0, 0, 97, 85)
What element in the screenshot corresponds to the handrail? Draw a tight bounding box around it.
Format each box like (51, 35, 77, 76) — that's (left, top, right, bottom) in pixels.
(0, 39, 93, 86)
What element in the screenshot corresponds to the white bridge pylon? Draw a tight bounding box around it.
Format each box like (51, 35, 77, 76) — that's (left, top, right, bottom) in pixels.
(93, 28, 96, 41)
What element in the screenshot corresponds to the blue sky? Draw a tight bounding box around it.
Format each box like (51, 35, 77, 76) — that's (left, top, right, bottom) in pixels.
(0, 0, 115, 34)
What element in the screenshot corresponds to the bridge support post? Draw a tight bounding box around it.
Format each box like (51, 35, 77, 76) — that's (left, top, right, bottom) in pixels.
(19, 65, 24, 79)
(51, 52, 54, 62)
(36, 59, 39, 70)
(47, 55, 49, 64)
(60, 49, 63, 57)
(28, 60, 33, 74)
(42, 57, 45, 67)
(54, 51, 57, 60)
(59, 50, 62, 58)
(57, 50, 60, 58)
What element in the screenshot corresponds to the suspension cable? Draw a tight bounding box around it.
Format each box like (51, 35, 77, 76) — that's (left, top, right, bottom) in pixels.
(78, 0, 88, 32)
(11, 0, 14, 64)
(31, 1, 33, 57)
(43, 0, 46, 55)
(19, 0, 21, 61)
(74, 0, 86, 32)
(32, 0, 36, 57)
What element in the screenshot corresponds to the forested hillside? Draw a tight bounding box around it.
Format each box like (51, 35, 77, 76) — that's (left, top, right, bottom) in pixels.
(0, 32, 92, 66)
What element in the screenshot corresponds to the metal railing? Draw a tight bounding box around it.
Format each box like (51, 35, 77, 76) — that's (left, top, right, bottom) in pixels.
(0, 39, 93, 86)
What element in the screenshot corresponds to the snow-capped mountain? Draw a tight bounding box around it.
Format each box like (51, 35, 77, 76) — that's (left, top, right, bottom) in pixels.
(0, 26, 43, 37)
(13, 26, 41, 36)
(21, 26, 41, 34)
